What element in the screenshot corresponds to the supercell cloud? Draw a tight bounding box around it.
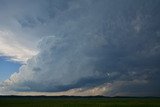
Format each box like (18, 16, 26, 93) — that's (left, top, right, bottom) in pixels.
(0, 0, 160, 96)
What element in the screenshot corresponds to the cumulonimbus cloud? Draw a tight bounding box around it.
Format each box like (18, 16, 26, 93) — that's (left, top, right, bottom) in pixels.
(0, 0, 160, 96)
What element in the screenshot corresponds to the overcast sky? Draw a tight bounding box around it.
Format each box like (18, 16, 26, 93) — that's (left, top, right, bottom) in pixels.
(0, 0, 160, 96)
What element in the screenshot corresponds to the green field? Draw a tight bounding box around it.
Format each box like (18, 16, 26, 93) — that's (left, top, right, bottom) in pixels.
(0, 97, 160, 107)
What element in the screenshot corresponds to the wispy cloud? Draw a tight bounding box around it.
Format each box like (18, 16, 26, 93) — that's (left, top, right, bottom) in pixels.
(0, 30, 37, 63)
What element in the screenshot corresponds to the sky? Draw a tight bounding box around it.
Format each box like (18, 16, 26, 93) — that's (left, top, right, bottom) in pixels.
(0, 56, 21, 81)
(0, 0, 160, 96)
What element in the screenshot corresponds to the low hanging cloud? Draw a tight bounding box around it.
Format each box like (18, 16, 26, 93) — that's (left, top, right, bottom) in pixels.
(0, 0, 160, 96)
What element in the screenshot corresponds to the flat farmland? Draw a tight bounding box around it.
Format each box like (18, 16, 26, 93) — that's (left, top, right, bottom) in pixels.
(0, 96, 159, 107)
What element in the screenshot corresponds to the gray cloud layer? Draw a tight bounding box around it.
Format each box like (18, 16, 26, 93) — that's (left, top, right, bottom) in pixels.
(0, 0, 160, 96)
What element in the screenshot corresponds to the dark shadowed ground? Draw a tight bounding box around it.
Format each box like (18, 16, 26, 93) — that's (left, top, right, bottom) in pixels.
(0, 96, 160, 107)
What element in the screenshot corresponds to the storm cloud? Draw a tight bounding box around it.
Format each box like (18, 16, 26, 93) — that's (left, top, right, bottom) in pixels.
(0, 0, 160, 96)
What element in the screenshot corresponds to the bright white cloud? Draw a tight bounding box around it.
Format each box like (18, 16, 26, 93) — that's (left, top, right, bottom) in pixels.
(0, 30, 37, 63)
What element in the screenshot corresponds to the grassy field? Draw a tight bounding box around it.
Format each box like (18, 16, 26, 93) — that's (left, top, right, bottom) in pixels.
(0, 96, 160, 107)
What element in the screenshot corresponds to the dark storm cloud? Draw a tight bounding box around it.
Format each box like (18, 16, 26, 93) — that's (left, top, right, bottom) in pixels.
(0, 0, 160, 96)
